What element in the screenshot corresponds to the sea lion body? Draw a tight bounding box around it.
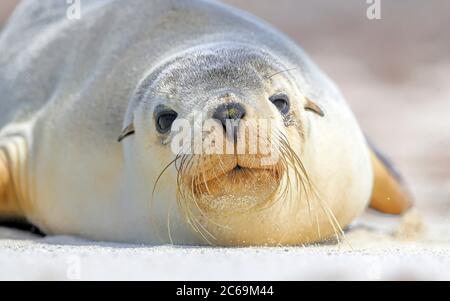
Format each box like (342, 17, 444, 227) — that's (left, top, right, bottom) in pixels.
(0, 0, 409, 245)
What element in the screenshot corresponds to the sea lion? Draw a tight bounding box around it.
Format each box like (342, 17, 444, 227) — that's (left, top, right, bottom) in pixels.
(0, 0, 411, 246)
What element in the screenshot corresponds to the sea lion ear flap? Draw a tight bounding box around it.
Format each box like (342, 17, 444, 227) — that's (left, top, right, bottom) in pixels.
(304, 97, 325, 117)
(369, 144, 413, 214)
(118, 123, 135, 142)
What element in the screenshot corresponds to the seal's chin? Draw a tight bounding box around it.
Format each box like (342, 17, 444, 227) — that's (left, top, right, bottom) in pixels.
(191, 162, 284, 214)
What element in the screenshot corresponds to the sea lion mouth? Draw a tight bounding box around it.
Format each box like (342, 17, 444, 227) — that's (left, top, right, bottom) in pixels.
(194, 163, 283, 190)
(187, 160, 285, 214)
(193, 161, 282, 186)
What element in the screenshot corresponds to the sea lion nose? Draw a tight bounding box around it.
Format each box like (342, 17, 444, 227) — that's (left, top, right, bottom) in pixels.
(213, 102, 246, 129)
(213, 103, 246, 142)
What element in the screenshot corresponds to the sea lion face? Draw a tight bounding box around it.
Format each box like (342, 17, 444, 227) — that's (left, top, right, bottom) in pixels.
(123, 44, 334, 245)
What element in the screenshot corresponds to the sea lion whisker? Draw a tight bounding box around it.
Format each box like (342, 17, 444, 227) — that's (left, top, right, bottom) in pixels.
(307, 174, 346, 241)
(150, 154, 184, 243)
(190, 161, 231, 230)
(249, 135, 286, 211)
(317, 199, 342, 244)
(175, 154, 226, 241)
(152, 156, 180, 197)
(200, 168, 212, 195)
(279, 140, 304, 213)
(306, 177, 345, 243)
(266, 67, 298, 80)
(167, 201, 174, 245)
(176, 167, 201, 237)
(187, 175, 217, 244)
(275, 131, 318, 237)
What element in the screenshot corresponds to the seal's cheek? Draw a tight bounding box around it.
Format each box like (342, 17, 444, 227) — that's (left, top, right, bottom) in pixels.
(302, 107, 373, 225)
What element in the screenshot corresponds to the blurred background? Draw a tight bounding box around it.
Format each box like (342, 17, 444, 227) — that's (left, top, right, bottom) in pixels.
(1, 0, 449, 223)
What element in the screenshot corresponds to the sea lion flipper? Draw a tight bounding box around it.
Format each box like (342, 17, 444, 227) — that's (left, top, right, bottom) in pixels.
(0, 151, 12, 215)
(0, 149, 21, 218)
(369, 145, 413, 214)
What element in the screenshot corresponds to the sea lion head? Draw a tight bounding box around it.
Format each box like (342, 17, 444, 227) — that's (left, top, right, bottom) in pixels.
(119, 42, 364, 246)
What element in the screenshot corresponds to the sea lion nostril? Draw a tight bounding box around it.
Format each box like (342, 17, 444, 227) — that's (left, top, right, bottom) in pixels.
(213, 102, 246, 130)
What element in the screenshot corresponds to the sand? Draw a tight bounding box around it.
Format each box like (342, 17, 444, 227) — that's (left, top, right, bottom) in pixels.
(0, 210, 449, 280)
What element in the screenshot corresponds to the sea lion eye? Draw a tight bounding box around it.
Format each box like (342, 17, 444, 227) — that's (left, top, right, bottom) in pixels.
(156, 109, 178, 133)
(270, 94, 290, 114)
